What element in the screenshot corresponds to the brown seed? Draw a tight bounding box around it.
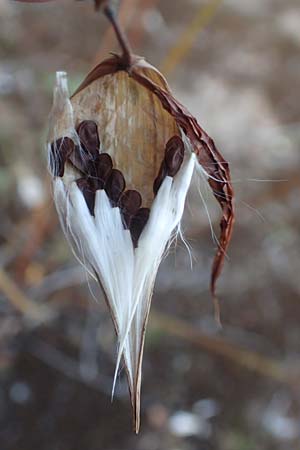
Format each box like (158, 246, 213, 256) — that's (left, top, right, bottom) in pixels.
(105, 169, 126, 205)
(119, 190, 142, 228)
(165, 135, 185, 177)
(70, 146, 101, 178)
(70, 121, 101, 177)
(153, 161, 168, 196)
(119, 190, 142, 214)
(50, 137, 74, 177)
(130, 207, 150, 247)
(93, 153, 113, 189)
(77, 120, 100, 156)
(76, 177, 95, 215)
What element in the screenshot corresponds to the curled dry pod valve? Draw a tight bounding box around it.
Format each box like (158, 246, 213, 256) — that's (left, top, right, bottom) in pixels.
(47, 51, 234, 432)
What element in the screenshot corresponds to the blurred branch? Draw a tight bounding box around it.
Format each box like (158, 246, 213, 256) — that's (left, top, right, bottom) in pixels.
(28, 337, 128, 396)
(160, 0, 223, 77)
(0, 268, 52, 323)
(28, 265, 86, 300)
(14, 201, 56, 282)
(150, 310, 300, 386)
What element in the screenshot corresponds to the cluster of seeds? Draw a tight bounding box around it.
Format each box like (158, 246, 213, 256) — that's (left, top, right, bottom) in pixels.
(50, 121, 185, 247)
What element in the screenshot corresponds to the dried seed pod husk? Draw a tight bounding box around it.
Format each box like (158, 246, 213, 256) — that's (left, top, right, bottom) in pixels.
(48, 53, 234, 433)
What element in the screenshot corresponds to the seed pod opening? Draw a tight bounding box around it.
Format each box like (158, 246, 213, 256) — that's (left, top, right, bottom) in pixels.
(47, 53, 234, 433)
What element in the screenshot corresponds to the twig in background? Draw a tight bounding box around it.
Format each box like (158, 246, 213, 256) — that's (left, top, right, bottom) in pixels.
(0, 268, 52, 323)
(28, 337, 128, 397)
(150, 310, 300, 387)
(13, 200, 56, 283)
(160, 0, 223, 77)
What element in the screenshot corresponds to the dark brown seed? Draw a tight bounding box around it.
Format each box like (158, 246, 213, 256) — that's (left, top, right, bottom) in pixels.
(69, 144, 91, 175)
(130, 207, 150, 247)
(119, 190, 142, 214)
(77, 120, 100, 156)
(119, 190, 142, 228)
(69, 146, 100, 179)
(165, 135, 185, 177)
(153, 161, 168, 196)
(93, 153, 113, 190)
(76, 178, 95, 215)
(105, 169, 126, 205)
(50, 137, 74, 177)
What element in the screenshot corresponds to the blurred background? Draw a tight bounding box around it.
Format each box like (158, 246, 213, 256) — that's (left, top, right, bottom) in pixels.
(0, 0, 300, 449)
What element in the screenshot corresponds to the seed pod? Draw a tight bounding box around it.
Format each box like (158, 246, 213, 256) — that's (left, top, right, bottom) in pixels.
(47, 53, 234, 433)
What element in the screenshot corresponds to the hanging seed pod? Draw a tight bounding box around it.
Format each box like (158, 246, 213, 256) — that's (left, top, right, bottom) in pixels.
(47, 7, 234, 434)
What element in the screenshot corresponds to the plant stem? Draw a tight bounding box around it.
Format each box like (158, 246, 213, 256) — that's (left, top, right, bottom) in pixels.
(103, 2, 133, 67)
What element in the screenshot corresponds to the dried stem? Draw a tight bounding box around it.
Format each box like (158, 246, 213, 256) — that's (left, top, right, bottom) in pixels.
(103, 2, 133, 67)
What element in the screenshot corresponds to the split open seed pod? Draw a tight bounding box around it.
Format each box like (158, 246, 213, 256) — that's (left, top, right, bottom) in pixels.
(47, 53, 234, 432)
